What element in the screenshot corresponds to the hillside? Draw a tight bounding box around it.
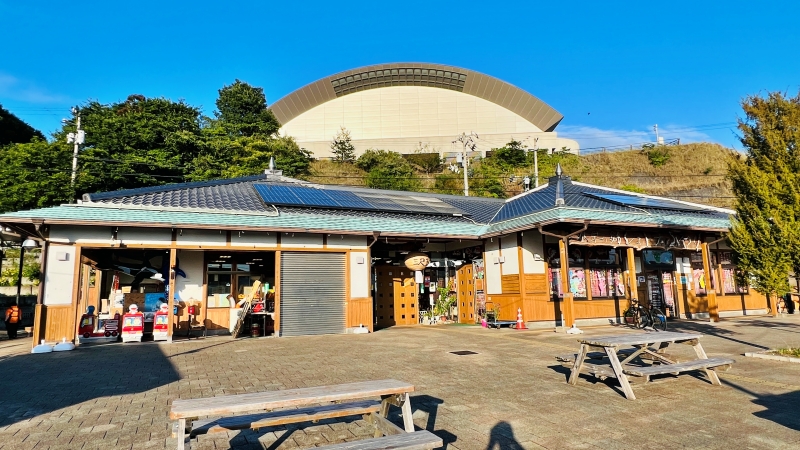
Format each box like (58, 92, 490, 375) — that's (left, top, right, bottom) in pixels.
(304, 142, 739, 209)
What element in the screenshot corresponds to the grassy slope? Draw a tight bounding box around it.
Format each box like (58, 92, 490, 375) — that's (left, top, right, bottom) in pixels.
(304, 142, 738, 208)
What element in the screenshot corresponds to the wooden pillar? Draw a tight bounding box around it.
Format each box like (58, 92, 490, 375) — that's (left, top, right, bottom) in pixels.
(517, 233, 527, 310)
(167, 247, 177, 341)
(559, 238, 575, 328)
(626, 247, 637, 301)
(274, 251, 281, 335)
(69, 246, 83, 344)
(701, 242, 720, 322)
(31, 241, 49, 348)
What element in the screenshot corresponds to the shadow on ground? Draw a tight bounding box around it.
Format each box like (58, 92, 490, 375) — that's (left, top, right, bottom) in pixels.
(485, 421, 525, 449)
(0, 342, 180, 428)
(666, 320, 770, 350)
(724, 380, 800, 431)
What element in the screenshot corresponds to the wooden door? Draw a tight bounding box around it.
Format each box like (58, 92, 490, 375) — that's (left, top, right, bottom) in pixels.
(457, 264, 476, 324)
(374, 265, 419, 328)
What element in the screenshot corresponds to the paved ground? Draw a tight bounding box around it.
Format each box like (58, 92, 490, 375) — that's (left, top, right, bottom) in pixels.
(2, 315, 800, 449)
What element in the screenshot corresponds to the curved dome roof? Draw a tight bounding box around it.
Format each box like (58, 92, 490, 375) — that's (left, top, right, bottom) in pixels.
(270, 62, 564, 132)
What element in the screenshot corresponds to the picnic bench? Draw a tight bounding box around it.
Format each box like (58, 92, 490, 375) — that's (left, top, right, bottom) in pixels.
(563, 331, 734, 400)
(169, 379, 442, 449)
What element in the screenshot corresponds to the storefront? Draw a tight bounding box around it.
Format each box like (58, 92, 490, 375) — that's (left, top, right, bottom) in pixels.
(0, 166, 770, 347)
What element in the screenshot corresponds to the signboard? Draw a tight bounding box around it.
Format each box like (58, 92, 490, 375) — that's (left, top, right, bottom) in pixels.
(569, 231, 704, 250)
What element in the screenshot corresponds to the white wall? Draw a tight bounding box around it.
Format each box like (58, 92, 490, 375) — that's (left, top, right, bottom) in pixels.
(522, 231, 546, 274)
(49, 225, 112, 245)
(177, 229, 226, 246)
(281, 233, 323, 248)
(499, 235, 519, 275)
(327, 235, 367, 249)
(349, 252, 369, 298)
(231, 231, 278, 248)
(118, 227, 172, 246)
(279, 86, 580, 157)
(175, 250, 204, 302)
(484, 238, 502, 294)
(43, 244, 76, 305)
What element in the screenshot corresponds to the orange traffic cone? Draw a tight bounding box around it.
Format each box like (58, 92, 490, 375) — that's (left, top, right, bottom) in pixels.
(515, 308, 527, 330)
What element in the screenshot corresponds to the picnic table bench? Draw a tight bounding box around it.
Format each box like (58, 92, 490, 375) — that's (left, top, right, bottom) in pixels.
(563, 331, 734, 400)
(169, 379, 442, 449)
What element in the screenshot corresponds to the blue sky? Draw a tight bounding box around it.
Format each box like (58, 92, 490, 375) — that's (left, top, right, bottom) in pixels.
(1, 1, 798, 152)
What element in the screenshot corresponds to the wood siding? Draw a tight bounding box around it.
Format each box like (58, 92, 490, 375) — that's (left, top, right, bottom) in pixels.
(347, 298, 373, 331)
(501, 275, 520, 294)
(457, 265, 476, 324)
(43, 305, 75, 342)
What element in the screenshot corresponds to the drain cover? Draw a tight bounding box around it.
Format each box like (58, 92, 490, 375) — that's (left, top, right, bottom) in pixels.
(449, 350, 478, 355)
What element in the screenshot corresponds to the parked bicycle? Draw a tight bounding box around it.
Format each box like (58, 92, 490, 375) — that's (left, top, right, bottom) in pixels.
(623, 298, 667, 331)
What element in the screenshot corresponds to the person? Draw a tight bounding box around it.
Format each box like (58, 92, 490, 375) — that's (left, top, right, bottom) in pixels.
(4, 304, 21, 339)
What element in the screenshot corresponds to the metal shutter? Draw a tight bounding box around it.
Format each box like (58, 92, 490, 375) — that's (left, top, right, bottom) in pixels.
(280, 252, 346, 337)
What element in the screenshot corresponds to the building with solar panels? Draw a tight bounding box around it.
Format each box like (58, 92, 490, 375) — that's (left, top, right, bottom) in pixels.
(271, 63, 580, 158)
(0, 167, 767, 345)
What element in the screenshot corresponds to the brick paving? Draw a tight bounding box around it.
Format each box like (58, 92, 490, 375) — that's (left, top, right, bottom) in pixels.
(2, 316, 800, 449)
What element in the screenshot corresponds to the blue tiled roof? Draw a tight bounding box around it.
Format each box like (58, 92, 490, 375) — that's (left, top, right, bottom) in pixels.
(0, 173, 734, 236)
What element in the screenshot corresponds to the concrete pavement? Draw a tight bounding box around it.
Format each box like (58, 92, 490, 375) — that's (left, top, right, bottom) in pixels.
(1, 315, 800, 449)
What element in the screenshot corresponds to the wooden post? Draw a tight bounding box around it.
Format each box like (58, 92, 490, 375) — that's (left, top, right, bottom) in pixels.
(559, 238, 575, 328)
(274, 251, 281, 335)
(167, 247, 177, 341)
(626, 247, 637, 301)
(517, 233, 527, 310)
(701, 242, 720, 322)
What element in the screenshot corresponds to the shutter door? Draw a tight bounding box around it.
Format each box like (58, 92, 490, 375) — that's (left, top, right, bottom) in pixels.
(280, 252, 346, 337)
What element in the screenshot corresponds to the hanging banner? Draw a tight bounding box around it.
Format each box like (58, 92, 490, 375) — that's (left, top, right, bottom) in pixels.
(568, 230, 705, 250)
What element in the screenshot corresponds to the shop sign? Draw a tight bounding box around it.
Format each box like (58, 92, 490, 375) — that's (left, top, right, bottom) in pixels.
(569, 231, 704, 250)
(404, 252, 430, 271)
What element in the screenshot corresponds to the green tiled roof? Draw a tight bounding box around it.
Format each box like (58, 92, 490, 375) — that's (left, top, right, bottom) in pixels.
(0, 203, 733, 238)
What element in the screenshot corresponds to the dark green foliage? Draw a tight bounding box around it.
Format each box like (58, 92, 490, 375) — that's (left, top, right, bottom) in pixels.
(490, 139, 528, 168)
(74, 95, 204, 194)
(214, 80, 281, 137)
(404, 152, 442, 174)
(642, 143, 671, 167)
(728, 91, 800, 307)
(189, 135, 312, 180)
(0, 139, 72, 212)
(356, 149, 420, 191)
(0, 104, 44, 146)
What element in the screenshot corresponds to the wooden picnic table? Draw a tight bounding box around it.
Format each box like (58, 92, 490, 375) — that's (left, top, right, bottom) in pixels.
(564, 331, 734, 400)
(170, 379, 442, 449)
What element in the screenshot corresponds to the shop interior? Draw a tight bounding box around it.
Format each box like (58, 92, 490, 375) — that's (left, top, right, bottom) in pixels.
(369, 239, 484, 328)
(76, 248, 277, 340)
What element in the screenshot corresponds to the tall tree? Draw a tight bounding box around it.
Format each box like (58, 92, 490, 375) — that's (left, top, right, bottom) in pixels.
(355, 149, 420, 191)
(0, 139, 72, 212)
(330, 127, 356, 163)
(728, 91, 800, 314)
(75, 94, 204, 194)
(0, 104, 44, 146)
(215, 80, 280, 137)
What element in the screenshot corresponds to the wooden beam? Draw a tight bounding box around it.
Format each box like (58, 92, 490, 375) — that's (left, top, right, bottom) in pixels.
(701, 241, 720, 321)
(559, 238, 575, 328)
(516, 233, 527, 308)
(626, 247, 637, 301)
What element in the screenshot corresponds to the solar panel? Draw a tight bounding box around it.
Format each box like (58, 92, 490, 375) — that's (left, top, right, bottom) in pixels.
(253, 184, 468, 216)
(585, 193, 707, 212)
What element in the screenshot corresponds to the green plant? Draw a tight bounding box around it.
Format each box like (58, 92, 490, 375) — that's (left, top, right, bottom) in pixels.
(771, 347, 800, 357)
(703, 167, 713, 175)
(645, 146, 671, 167)
(620, 183, 646, 193)
(433, 287, 456, 318)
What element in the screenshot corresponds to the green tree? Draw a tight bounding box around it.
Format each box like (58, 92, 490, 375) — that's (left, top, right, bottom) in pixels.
(330, 127, 356, 163)
(75, 94, 204, 194)
(728, 91, 800, 314)
(490, 139, 528, 168)
(356, 149, 420, 191)
(214, 80, 281, 137)
(0, 104, 44, 146)
(0, 139, 72, 212)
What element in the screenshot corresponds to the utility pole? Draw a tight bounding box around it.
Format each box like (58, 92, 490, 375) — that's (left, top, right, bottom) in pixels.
(67, 107, 85, 195)
(453, 132, 478, 196)
(533, 137, 540, 187)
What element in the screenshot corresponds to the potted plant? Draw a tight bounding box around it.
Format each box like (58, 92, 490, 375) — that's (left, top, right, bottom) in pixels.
(434, 287, 456, 323)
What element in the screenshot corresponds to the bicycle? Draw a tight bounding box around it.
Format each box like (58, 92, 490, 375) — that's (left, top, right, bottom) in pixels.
(623, 299, 667, 331)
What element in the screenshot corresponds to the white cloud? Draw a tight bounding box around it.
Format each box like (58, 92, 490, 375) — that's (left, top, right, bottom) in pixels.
(558, 125, 714, 153)
(0, 72, 70, 104)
